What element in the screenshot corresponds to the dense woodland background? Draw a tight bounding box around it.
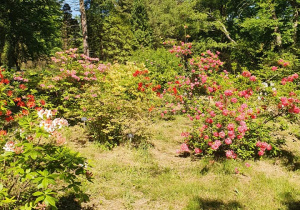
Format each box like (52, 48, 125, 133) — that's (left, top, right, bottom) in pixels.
(1, 0, 300, 72)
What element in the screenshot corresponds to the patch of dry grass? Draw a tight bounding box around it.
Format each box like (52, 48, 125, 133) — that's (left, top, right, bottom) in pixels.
(64, 116, 300, 210)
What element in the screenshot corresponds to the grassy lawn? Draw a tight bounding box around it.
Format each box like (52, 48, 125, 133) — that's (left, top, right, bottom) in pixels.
(62, 116, 300, 210)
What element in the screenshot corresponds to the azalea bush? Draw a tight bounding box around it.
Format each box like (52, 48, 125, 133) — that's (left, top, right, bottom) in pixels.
(159, 47, 300, 160)
(38, 49, 161, 147)
(0, 67, 91, 209)
(38, 48, 110, 121)
(78, 63, 161, 147)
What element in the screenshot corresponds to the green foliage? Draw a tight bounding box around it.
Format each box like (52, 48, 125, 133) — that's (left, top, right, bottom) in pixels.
(131, 0, 153, 48)
(87, 0, 136, 62)
(62, 3, 82, 50)
(36, 49, 161, 147)
(0, 67, 90, 209)
(0, 0, 62, 69)
(130, 47, 184, 87)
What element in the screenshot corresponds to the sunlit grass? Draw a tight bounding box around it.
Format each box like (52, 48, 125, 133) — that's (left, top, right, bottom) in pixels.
(65, 116, 300, 210)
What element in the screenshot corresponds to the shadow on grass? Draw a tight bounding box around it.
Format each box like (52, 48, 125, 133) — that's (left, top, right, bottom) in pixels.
(285, 200, 300, 210)
(278, 149, 300, 171)
(282, 191, 300, 210)
(57, 194, 94, 210)
(185, 197, 243, 210)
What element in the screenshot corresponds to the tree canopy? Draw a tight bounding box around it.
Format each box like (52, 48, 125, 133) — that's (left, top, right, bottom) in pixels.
(1, 0, 300, 71)
(0, 0, 62, 69)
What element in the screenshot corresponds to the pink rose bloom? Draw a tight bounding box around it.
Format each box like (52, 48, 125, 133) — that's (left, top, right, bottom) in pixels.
(222, 109, 229, 116)
(224, 90, 233, 96)
(213, 132, 219, 137)
(210, 111, 216, 117)
(242, 71, 251, 77)
(208, 87, 214, 92)
(206, 118, 213, 124)
(180, 143, 190, 152)
(227, 123, 235, 131)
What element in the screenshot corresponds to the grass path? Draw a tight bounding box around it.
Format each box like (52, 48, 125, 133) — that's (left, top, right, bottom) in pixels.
(64, 116, 300, 210)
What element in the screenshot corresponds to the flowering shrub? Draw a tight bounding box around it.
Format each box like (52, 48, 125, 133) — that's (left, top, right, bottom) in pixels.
(159, 46, 299, 159)
(78, 63, 161, 146)
(38, 49, 161, 147)
(0, 67, 91, 209)
(38, 48, 110, 120)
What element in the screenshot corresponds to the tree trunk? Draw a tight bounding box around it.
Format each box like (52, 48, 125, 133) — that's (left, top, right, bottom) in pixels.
(79, 0, 89, 57)
(290, 0, 299, 44)
(272, 9, 282, 47)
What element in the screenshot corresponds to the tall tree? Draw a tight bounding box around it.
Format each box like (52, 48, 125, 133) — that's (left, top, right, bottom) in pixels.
(62, 3, 81, 50)
(79, 0, 89, 56)
(87, 0, 135, 62)
(0, 0, 62, 69)
(131, 0, 153, 48)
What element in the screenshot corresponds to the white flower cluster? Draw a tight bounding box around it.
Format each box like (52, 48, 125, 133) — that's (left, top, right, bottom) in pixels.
(53, 118, 69, 129)
(79, 162, 88, 168)
(40, 118, 68, 133)
(37, 109, 53, 119)
(3, 141, 15, 152)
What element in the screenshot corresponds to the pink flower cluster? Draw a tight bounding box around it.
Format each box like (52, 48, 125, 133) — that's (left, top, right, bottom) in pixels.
(277, 59, 290, 67)
(278, 97, 300, 114)
(210, 140, 222, 150)
(281, 73, 298, 85)
(256, 141, 272, 156)
(169, 42, 192, 57)
(226, 150, 237, 159)
(176, 143, 190, 154)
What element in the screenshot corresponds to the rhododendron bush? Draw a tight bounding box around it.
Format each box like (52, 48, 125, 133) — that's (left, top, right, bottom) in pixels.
(0, 67, 91, 209)
(38, 49, 161, 146)
(160, 46, 299, 159)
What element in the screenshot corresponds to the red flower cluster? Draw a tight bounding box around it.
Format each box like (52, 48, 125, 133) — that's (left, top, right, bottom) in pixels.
(152, 84, 161, 92)
(133, 70, 148, 77)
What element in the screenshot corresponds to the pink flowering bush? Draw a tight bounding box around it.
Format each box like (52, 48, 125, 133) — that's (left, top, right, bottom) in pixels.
(160, 45, 299, 159)
(38, 48, 110, 120)
(37, 49, 161, 146)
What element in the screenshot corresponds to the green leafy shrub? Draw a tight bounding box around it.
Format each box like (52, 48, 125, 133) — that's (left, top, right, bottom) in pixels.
(0, 67, 91, 209)
(130, 47, 185, 88)
(37, 49, 161, 147)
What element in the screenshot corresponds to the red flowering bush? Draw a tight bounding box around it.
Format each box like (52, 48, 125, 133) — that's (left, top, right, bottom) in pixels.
(78, 63, 161, 146)
(159, 46, 299, 159)
(0, 67, 91, 209)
